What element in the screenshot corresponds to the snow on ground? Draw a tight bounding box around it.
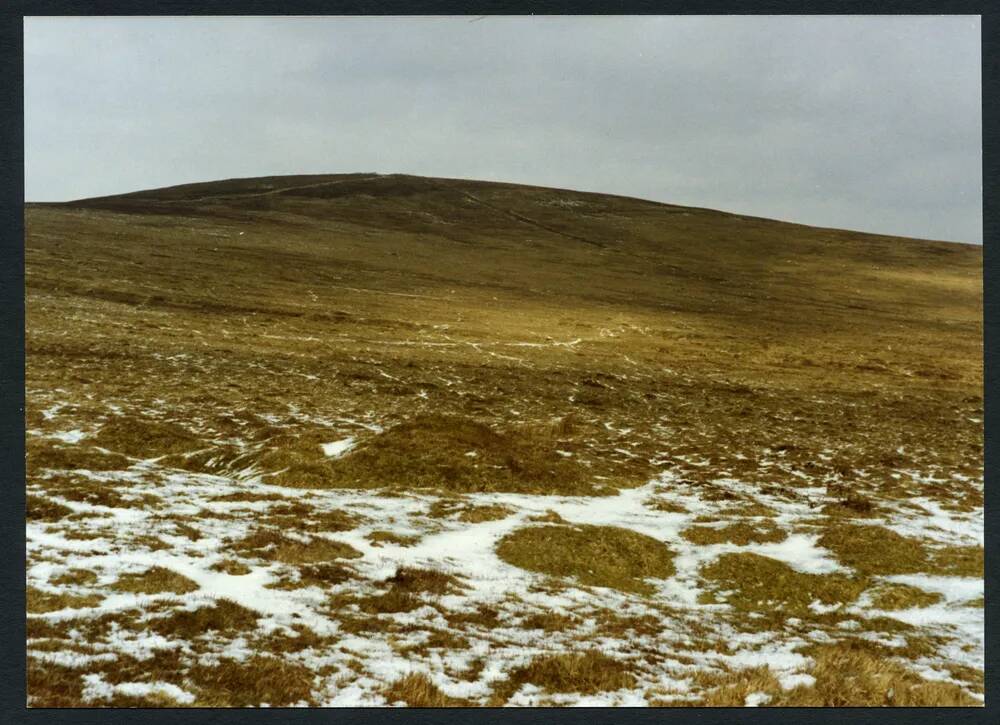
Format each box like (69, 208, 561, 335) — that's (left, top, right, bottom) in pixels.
(26, 446, 984, 706)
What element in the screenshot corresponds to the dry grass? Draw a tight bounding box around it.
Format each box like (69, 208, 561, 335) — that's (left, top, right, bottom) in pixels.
(26, 495, 72, 522)
(189, 656, 316, 707)
(23, 173, 983, 707)
(490, 651, 635, 704)
(209, 559, 252, 575)
(457, 503, 515, 523)
(699, 552, 867, 615)
(520, 611, 579, 631)
(869, 583, 944, 610)
(233, 528, 362, 563)
(269, 414, 613, 495)
(675, 641, 980, 707)
(368, 530, 421, 547)
(681, 521, 787, 545)
(933, 545, 984, 577)
(819, 523, 930, 575)
(50, 568, 98, 586)
(783, 643, 980, 706)
(384, 673, 469, 707)
(496, 523, 674, 594)
(149, 598, 258, 638)
(27, 587, 102, 614)
(91, 416, 199, 458)
(28, 440, 132, 472)
(111, 566, 199, 595)
(387, 567, 465, 595)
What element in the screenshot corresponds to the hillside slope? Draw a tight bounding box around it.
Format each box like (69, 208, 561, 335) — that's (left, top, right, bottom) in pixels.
(25, 174, 983, 707)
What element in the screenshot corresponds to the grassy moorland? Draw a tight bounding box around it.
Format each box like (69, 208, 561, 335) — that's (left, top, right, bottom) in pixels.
(25, 173, 982, 707)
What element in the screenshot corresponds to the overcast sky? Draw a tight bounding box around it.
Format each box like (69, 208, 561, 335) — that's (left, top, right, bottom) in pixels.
(25, 16, 981, 243)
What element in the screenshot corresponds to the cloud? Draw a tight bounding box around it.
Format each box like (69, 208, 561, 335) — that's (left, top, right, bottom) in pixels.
(24, 15, 982, 243)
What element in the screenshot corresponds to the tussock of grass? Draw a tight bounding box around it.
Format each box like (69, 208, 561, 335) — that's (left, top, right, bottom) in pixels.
(593, 611, 663, 638)
(27, 587, 103, 614)
(933, 545, 983, 577)
(268, 562, 355, 590)
(40, 477, 146, 509)
(520, 611, 579, 631)
(681, 641, 980, 706)
(384, 672, 469, 707)
(387, 567, 464, 595)
(112, 566, 199, 595)
(687, 666, 782, 706)
(209, 559, 252, 575)
(681, 521, 787, 545)
(189, 656, 316, 706)
(27, 660, 87, 707)
(50, 568, 98, 586)
(818, 523, 929, 575)
(149, 598, 258, 638)
(91, 416, 199, 457)
(160, 445, 248, 474)
(717, 501, 778, 518)
(255, 624, 336, 654)
(496, 523, 674, 594)
(699, 553, 867, 615)
(28, 440, 131, 472)
(490, 651, 635, 704)
(269, 414, 607, 495)
(368, 530, 421, 547)
(457, 504, 514, 523)
(211, 491, 289, 503)
(528, 509, 566, 523)
(784, 642, 980, 706)
(822, 491, 878, 517)
(869, 583, 944, 610)
(444, 604, 501, 629)
(646, 497, 688, 514)
(358, 589, 422, 614)
(299, 563, 355, 585)
(27, 495, 72, 522)
(233, 528, 361, 563)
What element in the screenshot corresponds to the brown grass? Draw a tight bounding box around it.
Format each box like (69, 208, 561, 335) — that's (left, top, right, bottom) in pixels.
(28, 440, 131, 472)
(496, 523, 674, 594)
(457, 503, 515, 523)
(676, 641, 980, 706)
(233, 528, 362, 563)
(27, 587, 102, 614)
(50, 568, 98, 586)
(490, 651, 635, 704)
(520, 611, 579, 631)
(818, 523, 929, 575)
(699, 552, 867, 615)
(91, 415, 199, 457)
(681, 521, 787, 545)
(384, 672, 470, 707)
(386, 567, 464, 595)
(26, 495, 72, 521)
(209, 559, 252, 575)
(149, 598, 258, 638)
(189, 656, 316, 706)
(368, 530, 421, 547)
(265, 414, 616, 495)
(869, 583, 944, 610)
(112, 566, 199, 595)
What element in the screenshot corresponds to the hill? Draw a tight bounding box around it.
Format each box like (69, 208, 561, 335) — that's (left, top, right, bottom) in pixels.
(25, 174, 983, 707)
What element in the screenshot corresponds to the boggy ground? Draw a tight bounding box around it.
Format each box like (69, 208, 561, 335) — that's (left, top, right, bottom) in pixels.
(25, 174, 982, 707)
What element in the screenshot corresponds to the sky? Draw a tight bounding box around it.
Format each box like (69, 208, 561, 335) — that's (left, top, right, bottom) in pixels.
(24, 16, 982, 243)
